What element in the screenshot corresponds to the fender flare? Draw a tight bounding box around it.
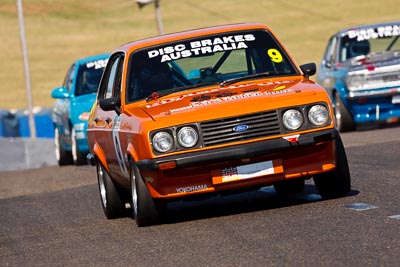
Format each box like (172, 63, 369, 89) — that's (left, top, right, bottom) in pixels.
(126, 142, 139, 165)
(93, 143, 109, 172)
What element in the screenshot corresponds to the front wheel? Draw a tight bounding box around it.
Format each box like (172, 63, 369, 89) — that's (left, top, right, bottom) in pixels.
(130, 162, 165, 227)
(97, 162, 126, 219)
(313, 134, 351, 199)
(54, 127, 73, 166)
(71, 128, 87, 165)
(334, 92, 355, 132)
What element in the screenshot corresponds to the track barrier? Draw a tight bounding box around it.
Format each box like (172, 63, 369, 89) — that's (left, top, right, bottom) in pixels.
(0, 107, 54, 138)
(0, 107, 57, 171)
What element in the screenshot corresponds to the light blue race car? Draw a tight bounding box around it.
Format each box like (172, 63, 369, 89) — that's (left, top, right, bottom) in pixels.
(51, 54, 109, 165)
(317, 21, 400, 131)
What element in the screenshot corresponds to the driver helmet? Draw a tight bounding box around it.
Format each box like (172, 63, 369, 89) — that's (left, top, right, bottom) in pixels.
(349, 40, 370, 58)
(139, 61, 174, 92)
(83, 70, 101, 92)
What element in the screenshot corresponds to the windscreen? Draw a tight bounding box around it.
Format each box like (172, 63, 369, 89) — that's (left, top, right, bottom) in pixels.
(75, 59, 107, 96)
(127, 29, 298, 102)
(339, 24, 400, 62)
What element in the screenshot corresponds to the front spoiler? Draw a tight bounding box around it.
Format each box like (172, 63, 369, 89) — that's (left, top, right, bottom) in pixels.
(348, 87, 400, 98)
(137, 129, 337, 171)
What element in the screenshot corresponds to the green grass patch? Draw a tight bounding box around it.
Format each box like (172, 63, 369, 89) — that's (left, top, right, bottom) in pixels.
(1, 0, 399, 109)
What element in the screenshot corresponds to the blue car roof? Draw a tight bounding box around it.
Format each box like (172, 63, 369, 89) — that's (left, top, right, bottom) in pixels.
(336, 21, 400, 37)
(74, 53, 110, 66)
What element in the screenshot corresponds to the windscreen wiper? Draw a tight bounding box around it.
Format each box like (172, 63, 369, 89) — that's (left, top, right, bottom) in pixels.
(145, 88, 181, 102)
(220, 72, 278, 87)
(145, 82, 219, 102)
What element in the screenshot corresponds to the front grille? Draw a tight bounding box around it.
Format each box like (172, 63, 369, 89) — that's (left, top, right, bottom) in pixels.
(366, 70, 400, 84)
(200, 110, 281, 147)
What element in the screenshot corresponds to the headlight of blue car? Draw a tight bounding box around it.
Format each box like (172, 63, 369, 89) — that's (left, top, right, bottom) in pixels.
(346, 73, 365, 90)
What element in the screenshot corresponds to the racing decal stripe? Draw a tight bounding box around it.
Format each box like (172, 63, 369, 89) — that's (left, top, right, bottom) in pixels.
(112, 115, 129, 177)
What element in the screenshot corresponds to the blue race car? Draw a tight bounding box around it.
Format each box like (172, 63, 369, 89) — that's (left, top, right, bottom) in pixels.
(51, 54, 109, 165)
(317, 21, 400, 131)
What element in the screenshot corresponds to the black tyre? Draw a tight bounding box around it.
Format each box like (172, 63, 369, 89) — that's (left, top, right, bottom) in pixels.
(313, 134, 351, 199)
(71, 128, 87, 165)
(97, 162, 126, 219)
(54, 127, 73, 166)
(130, 162, 165, 227)
(274, 178, 305, 195)
(334, 92, 355, 132)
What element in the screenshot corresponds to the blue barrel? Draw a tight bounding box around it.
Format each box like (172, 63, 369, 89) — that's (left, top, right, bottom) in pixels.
(0, 110, 20, 137)
(17, 108, 55, 138)
(35, 107, 54, 138)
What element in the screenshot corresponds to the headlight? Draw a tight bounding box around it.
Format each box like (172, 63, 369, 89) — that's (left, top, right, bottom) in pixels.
(347, 74, 365, 90)
(308, 105, 329, 126)
(283, 109, 303, 130)
(177, 126, 198, 148)
(152, 131, 173, 153)
(78, 112, 90, 121)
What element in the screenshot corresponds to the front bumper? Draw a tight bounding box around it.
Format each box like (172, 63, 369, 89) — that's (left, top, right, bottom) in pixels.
(137, 129, 337, 171)
(344, 92, 400, 123)
(72, 122, 89, 153)
(348, 87, 400, 98)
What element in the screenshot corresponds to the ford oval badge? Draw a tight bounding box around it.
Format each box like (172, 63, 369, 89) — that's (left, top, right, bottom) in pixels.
(233, 124, 249, 132)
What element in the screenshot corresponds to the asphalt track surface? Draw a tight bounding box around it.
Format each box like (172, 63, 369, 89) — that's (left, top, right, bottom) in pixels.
(1, 126, 400, 266)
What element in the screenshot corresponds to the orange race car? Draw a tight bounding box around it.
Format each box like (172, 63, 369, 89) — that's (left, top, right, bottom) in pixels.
(87, 23, 351, 227)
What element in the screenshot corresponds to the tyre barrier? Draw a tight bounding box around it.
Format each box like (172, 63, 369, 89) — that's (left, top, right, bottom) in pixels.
(0, 107, 54, 138)
(0, 107, 56, 171)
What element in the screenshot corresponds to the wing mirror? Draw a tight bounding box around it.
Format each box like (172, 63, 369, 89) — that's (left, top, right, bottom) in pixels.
(300, 63, 316, 78)
(51, 87, 70, 99)
(324, 60, 333, 69)
(99, 97, 121, 115)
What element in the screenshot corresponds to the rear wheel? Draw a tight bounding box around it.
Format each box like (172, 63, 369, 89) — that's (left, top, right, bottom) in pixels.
(313, 134, 351, 199)
(274, 178, 305, 195)
(334, 92, 355, 132)
(54, 127, 73, 166)
(71, 128, 87, 165)
(130, 162, 164, 227)
(97, 162, 126, 219)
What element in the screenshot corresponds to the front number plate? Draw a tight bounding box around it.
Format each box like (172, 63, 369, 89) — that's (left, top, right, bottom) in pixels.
(392, 95, 400, 104)
(212, 159, 283, 184)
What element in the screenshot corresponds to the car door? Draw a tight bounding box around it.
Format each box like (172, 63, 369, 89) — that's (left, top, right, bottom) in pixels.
(59, 63, 76, 144)
(317, 35, 339, 97)
(91, 53, 127, 182)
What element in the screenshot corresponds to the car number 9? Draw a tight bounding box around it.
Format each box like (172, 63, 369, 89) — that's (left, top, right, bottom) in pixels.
(268, 48, 283, 63)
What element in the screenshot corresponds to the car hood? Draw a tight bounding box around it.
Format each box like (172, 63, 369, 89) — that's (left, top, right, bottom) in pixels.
(342, 52, 400, 72)
(71, 93, 97, 114)
(134, 77, 328, 123)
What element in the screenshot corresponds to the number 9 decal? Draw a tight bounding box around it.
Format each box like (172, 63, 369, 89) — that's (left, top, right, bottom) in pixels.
(268, 49, 283, 63)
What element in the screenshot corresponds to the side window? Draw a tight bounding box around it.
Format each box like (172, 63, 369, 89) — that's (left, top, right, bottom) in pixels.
(62, 64, 75, 91)
(98, 53, 124, 100)
(105, 58, 120, 99)
(113, 57, 124, 99)
(323, 36, 338, 64)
